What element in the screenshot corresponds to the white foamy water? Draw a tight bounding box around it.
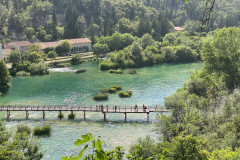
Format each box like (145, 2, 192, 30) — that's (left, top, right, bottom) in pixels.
(49, 67, 76, 72)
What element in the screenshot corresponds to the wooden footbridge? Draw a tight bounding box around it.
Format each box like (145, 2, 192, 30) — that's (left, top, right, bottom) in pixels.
(0, 105, 170, 122)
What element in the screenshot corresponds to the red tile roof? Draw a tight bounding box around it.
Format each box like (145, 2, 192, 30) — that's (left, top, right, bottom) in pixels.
(2, 49, 13, 58)
(5, 41, 32, 49)
(174, 27, 185, 31)
(67, 38, 92, 44)
(39, 41, 59, 50)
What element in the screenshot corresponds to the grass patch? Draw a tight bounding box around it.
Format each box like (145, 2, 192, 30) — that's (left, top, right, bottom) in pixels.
(93, 93, 108, 101)
(119, 91, 132, 98)
(33, 125, 51, 136)
(76, 69, 87, 74)
(54, 63, 71, 68)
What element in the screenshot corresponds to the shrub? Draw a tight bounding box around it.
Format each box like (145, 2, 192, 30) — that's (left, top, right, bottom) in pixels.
(100, 87, 110, 93)
(76, 69, 87, 74)
(47, 51, 57, 59)
(33, 124, 51, 136)
(111, 85, 122, 90)
(30, 62, 49, 75)
(108, 68, 123, 74)
(108, 69, 116, 73)
(115, 68, 123, 74)
(54, 63, 71, 68)
(58, 112, 64, 119)
(68, 113, 76, 119)
(93, 93, 108, 100)
(71, 54, 82, 65)
(16, 124, 31, 135)
(119, 91, 132, 98)
(109, 88, 117, 93)
(99, 60, 118, 71)
(128, 69, 137, 74)
(16, 71, 30, 76)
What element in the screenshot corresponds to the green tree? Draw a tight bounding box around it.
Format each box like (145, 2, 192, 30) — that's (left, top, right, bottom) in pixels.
(24, 52, 41, 63)
(47, 51, 57, 59)
(171, 135, 209, 160)
(55, 40, 72, 56)
(202, 27, 240, 90)
(131, 41, 143, 64)
(93, 43, 109, 60)
(8, 50, 21, 67)
(52, 6, 58, 40)
(24, 27, 35, 39)
(0, 121, 43, 160)
(0, 60, 11, 93)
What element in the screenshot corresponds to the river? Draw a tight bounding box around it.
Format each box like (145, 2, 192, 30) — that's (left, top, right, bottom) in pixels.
(0, 62, 202, 159)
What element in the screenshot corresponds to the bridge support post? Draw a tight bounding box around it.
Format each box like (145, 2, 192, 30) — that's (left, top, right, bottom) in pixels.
(124, 113, 127, 122)
(103, 112, 106, 122)
(147, 113, 149, 122)
(71, 111, 73, 115)
(84, 111, 86, 120)
(26, 111, 29, 119)
(7, 111, 10, 118)
(43, 111, 45, 119)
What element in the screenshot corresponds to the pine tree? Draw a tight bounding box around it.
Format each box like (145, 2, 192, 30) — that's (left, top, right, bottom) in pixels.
(52, 6, 58, 40)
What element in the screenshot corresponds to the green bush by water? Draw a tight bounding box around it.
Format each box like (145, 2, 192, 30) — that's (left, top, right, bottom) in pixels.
(94, 93, 108, 100)
(119, 91, 132, 98)
(58, 112, 64, 119)
(108, 68, 123, 74)
(16, 124, 31, 135)
(100, 87, 110, 93)
(33, 124, 51, 136)
(68, 113, 76, 119)
(16, 71, 30, 76)
(76, 69, 87, 74)
(109, 87, 117, 93)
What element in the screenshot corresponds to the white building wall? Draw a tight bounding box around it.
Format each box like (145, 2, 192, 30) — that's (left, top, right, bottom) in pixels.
(0, 43, 2, 60)
(71, 42, 92, 53)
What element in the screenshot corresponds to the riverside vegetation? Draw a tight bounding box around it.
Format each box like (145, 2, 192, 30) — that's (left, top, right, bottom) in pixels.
(61, 27, 240, 160)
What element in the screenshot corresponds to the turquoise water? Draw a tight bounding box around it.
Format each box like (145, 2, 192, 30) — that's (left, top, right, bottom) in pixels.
(0, 62, 202, 159)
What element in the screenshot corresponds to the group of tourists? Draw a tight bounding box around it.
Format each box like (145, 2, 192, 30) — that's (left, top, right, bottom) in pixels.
(134, 104, 147, 112)
(96, 104, 148, 112)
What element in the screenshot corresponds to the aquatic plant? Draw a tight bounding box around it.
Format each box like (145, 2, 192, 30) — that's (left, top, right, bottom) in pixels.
(128, 69, 137, 74)
(109, 87, 117, 93)
(68, 113, 76, 119)
(33, 124, 51, 136)
(111, 85, 122, 90)
(100, 87, 110, 93)
(93, 93, 108, 100)
(119, 91, 132, 98)
(76, 69, 87, 74)
(58, 112, 64, 119)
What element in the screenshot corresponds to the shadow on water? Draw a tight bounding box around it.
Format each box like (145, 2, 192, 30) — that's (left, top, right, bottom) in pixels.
(2, 117, 154, 124)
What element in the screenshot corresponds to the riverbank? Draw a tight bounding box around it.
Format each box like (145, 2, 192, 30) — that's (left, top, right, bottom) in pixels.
(0, 62, 202, 159)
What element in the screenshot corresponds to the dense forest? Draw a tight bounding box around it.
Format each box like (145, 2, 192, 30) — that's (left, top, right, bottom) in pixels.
(0, 0, 240, 44)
